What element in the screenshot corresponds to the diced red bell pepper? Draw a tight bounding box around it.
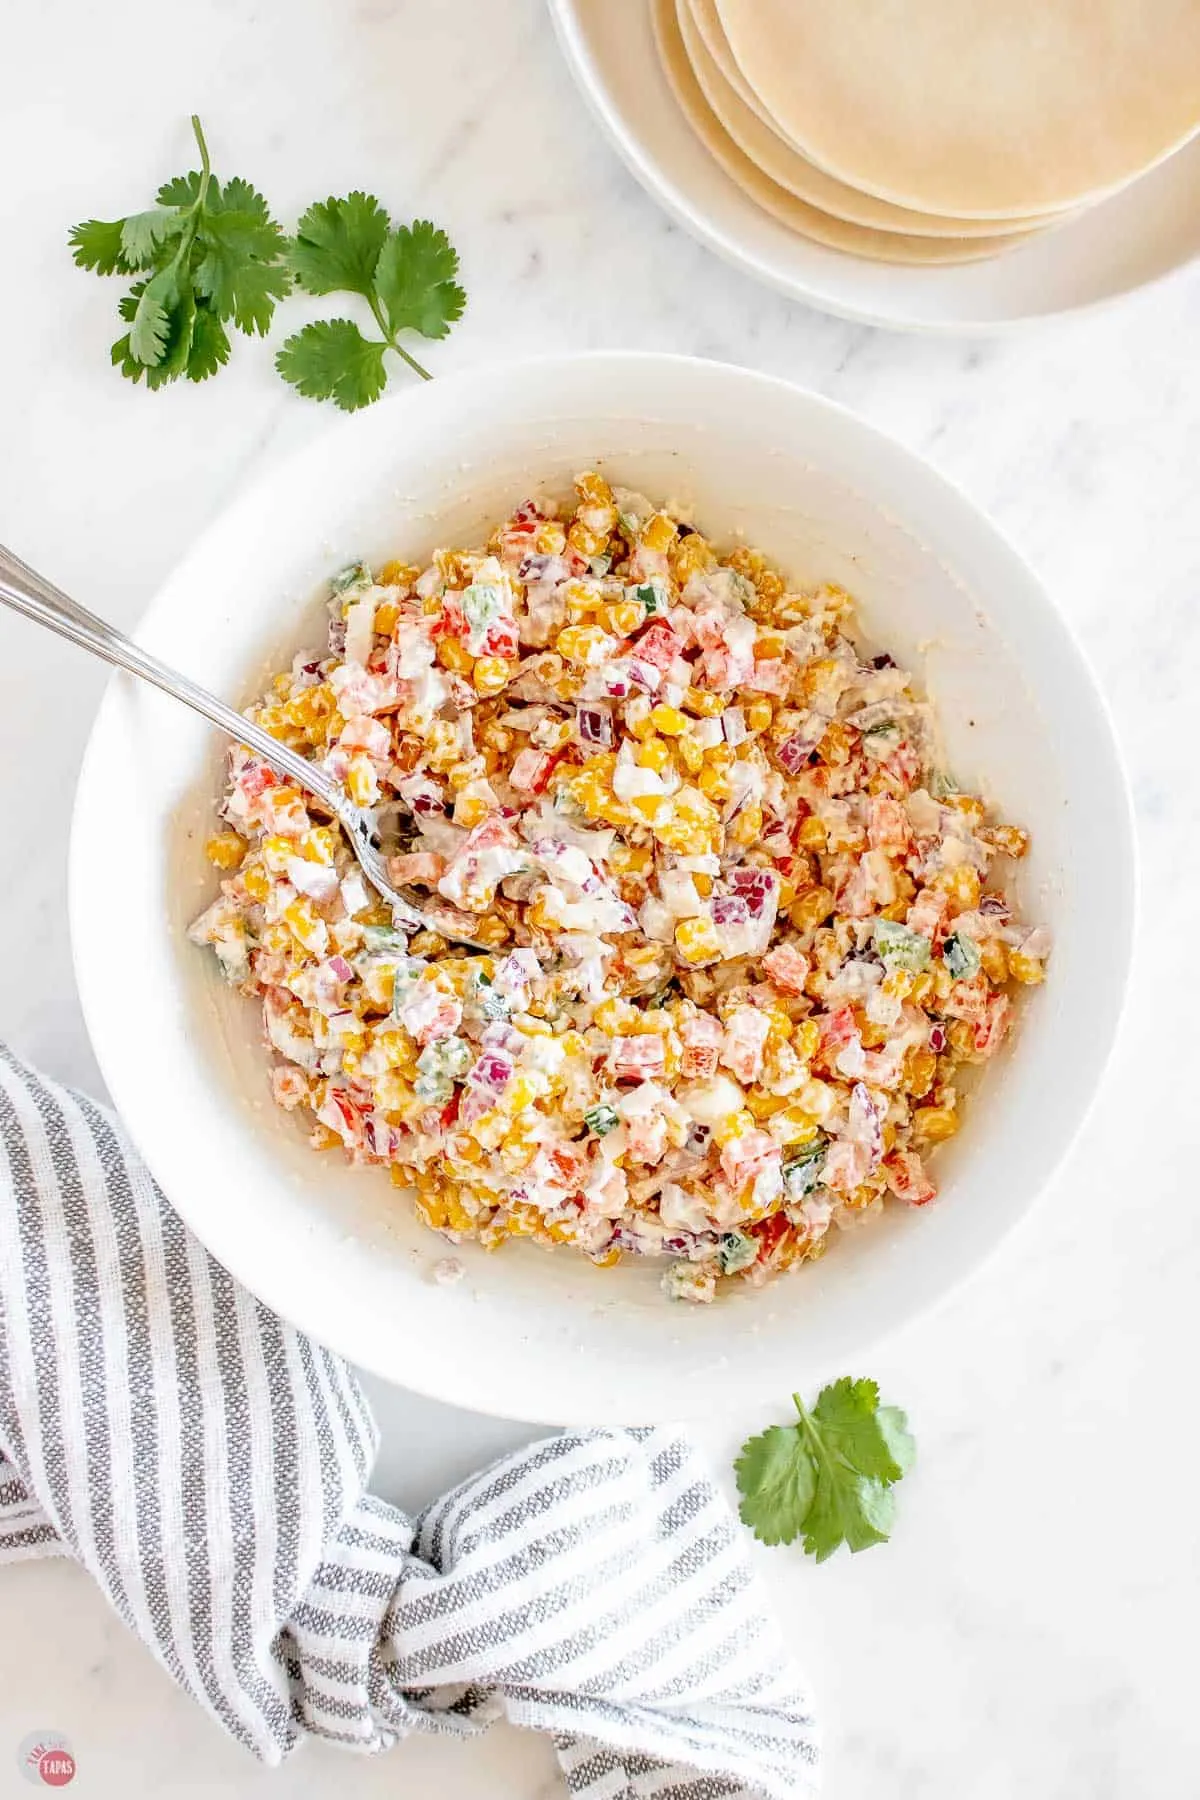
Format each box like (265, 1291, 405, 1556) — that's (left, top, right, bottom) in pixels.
(762, 942, 810, 996)
(883, 1149, 936, 1207)
(631, 621, 683, 670)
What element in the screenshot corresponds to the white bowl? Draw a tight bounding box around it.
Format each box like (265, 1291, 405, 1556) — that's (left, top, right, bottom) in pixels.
(548, 0, 1200, 331)
(70, 354, 1134, 1423)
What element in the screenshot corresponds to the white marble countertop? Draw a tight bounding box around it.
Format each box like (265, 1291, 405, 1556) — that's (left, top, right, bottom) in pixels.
(3, 2, 1198, 1795)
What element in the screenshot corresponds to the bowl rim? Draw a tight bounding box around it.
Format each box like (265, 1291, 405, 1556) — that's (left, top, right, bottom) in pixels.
(69, 350, 1137, 1420)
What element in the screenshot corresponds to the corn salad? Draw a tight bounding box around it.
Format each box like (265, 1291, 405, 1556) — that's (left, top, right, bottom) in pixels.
(190, 474, 1049, 1303)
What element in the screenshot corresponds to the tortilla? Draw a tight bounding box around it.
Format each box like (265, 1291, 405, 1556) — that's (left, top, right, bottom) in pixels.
(652, 0, 1027, 264)
(715, 0, 1200, 218)
(678, 0, 1058, 239)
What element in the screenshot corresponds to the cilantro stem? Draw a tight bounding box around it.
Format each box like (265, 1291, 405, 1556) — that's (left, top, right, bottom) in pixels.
(364, 287, 432, 382)
(190, 115, 212, 213)
(792, 1392, 828, 1463)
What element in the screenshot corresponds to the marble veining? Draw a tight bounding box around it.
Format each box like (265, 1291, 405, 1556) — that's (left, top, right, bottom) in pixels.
(2, 0, 1198, 1794)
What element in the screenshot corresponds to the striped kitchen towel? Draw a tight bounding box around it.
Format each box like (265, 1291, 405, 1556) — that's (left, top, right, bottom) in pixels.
(0, 1044, 819, 1798)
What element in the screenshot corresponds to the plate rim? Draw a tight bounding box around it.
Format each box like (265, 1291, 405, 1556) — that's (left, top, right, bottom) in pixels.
(546, 0, 1200, 333)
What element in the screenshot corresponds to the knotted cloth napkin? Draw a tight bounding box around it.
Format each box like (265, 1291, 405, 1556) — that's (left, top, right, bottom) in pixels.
(0, 1045, 819, 1797)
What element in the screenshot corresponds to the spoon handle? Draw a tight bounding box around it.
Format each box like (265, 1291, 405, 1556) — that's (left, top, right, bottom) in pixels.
(0, 545, 342, 811)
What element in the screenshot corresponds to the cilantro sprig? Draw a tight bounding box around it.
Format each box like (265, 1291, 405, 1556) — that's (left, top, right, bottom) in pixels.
(69, 122, 466, 406)
(735, 1378, 914, 1562)
(276, 195, 466, 410)
(69, 116, 288, 388)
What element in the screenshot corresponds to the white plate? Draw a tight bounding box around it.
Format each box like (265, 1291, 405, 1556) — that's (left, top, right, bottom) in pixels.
(548, 0, 1200, 330)
(71, 354, 1134, 1423)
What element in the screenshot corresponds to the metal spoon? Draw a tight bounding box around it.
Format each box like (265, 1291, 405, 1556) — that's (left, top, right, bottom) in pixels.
(0, 545, 484, 949)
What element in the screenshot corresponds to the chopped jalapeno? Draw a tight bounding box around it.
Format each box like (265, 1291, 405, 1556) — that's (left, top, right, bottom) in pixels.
(874, 918, 932, 972)
(942, 932, 982, 979)
(783, 1135, 828, 1199)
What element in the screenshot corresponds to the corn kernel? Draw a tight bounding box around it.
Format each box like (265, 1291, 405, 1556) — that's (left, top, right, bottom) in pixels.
(472, 656, 511, 696)
(1008, 951, 1045, 986)
(630, 793, 668, 824)
(575, 470, 614, 508)
(795, 815, 828, 851)
(283, 897, 327, 953)
(979, 938, 1009, 983)
(640, 511, 677, 553)
(376, 1072, 416, 1116)
(534, 520, 567, 556)
(983, 824, 1030, 858)
(774, 1105, 820, 1146)
(309, 1124, 342, 1152)
(935, 864, 982, 910)
(791, 1019, 821, 1062)
(472, 914, 511, 948)
(745, 697, 774, 734)
(503, 1074, 540, 1113)
(714, 1108, 755, 1147)
(567, 520, 607, 559)
(409, 930, 446, 956)
(205, 832, 245, 870)
(606, 599, 645, 637)
(909, 971, 935, 1005)
(903, 1047, 937, 1098)
(345, 754, 380, 808)
(797, 1079, 836, 1121)
(437, 637, 472, 674)
(304, 826, 338, 865)
(379, 558, 418, 588)
(674, 915, 723, 966)
(697, 764, 732, 802)
(677, 737, 704, 774)
(747, 1091, 788, 1121)
(817, 720, 854, 765)
(241, 862, 270, 904)
(636, 736, 672, 773)
(913, 1104, 960, 1143)
(649, 704, 689, 737)
(670, 534, 714, 582)
(682, 687, 725, 717)
(556, 623, 612, 665)
(373, 599, 400, 635)
(729, 804, 763, 847)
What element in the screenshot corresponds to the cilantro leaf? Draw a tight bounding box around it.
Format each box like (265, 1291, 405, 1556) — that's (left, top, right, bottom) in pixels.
(733, 1424, 816, 1547)
(128, 264, 178, 365)
(275, 319, 388, 411)
(374, 220, 465, 340)
(735, 1378, 914, 1562)
(210, 176, 270, 220)
(288, 192, 390, 297)
(120, 208, 185, 269)
(811, 1377, 916, 1485)
(156, 170, 206, 209)
(278, 197, 465, 407)
(68, 218, 131, 275)
(801, 1463, 897, 1562)
(194, 209, 290, 334)
(72, 115, 288, 391)
(186, 303, 232, 381)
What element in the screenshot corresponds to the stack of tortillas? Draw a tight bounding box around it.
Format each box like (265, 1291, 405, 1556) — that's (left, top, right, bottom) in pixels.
(651, 0, 1200, 265)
